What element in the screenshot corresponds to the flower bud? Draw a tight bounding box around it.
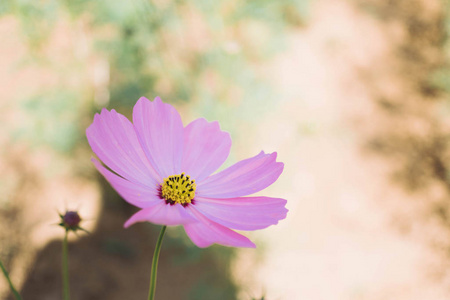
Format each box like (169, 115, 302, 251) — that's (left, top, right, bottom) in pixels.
(58, 210, 87, 233)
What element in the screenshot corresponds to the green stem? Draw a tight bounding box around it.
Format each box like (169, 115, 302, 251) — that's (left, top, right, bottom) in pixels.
(0, 259, 22, 300)
(148, 225, 167, 300)
(62, 230, 70, 300)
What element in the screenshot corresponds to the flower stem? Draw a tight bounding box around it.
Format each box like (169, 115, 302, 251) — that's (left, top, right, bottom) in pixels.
(148, 225, 167, 300)
(62, 230, 70, 300)
(0, 259, 22, 300)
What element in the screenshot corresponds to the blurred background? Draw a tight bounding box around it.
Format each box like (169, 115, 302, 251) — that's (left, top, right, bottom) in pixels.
(2, 0, 450, 299)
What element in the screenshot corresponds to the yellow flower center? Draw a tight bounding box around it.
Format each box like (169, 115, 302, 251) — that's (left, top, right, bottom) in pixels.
(161, 173, 196, 206)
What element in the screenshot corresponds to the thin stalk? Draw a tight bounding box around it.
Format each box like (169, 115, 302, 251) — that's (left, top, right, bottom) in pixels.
(62, 230, 70, 300)
(148, 225, 167, 300)
(0, 259, 22, 300)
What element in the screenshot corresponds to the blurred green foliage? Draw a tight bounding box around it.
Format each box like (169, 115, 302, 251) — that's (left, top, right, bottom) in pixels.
(426, 1, 450, 94)
(2, 0, 309, 153)
(15, 90, 81, 152)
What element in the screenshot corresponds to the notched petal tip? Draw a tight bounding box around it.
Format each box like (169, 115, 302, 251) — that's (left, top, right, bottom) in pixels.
(98, 107, 113, 117)
(193, 118, 218, 128)
(266, 151, 285, 178)
(137, 96, 150, 103)
(265, 151, 278, 161)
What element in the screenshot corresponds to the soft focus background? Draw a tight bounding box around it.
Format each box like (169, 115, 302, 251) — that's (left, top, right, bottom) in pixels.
(2, 0, 450, 299)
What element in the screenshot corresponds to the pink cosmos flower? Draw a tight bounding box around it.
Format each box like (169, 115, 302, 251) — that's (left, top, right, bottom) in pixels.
(86, 97, 287, 248)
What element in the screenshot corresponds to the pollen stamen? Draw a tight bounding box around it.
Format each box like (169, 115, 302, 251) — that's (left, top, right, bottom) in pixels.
(161, 173, 196, 206)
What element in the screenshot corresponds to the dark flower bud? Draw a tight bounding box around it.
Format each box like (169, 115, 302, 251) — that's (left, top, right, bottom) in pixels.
(63, 211, 81, 228)
(58, 211, 88, 233)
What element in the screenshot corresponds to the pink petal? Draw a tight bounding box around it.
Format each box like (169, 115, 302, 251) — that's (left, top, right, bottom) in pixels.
(194, 196, 288, 230)
(132, 97, 184, 178)
(183, 207, 256, 248)
(92, 158, 160, 208)
(86, 108, 161, 186)
(181, 118, 231, 182)
(196, 152, 284, 198)
(124, 202, 197, 227)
